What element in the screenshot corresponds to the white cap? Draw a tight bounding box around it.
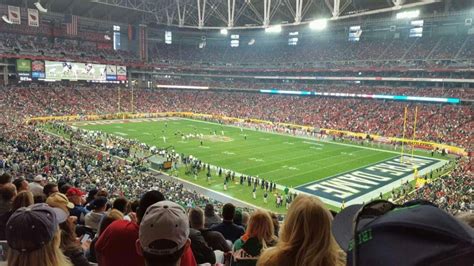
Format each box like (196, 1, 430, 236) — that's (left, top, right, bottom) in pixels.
(34, 175, 46, 182)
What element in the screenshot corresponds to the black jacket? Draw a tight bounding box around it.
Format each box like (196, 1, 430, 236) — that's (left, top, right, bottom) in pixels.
(200, 228, 231, 252)
(189, 228, 216, 265)
(210, 220, 245, 243)
(64, 248, 91, 266)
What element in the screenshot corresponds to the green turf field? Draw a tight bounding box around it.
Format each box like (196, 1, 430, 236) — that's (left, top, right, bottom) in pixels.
(75, 118, 446, 213)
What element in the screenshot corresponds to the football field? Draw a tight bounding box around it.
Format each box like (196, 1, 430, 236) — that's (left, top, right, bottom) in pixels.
(74, 117, 447, 212)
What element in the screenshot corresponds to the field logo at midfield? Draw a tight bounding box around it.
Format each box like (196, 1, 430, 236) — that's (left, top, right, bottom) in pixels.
(202, 135, 233, 142)
(296, 156, 444, 207)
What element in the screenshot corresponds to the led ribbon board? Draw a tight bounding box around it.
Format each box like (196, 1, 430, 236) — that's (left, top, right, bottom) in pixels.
(259, 90, 460, 104)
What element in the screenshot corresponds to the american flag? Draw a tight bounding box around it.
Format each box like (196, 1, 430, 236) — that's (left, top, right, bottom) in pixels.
(65, 14, 78, 35)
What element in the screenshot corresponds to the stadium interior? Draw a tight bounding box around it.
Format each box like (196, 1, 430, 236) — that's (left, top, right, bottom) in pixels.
(0, 0, 473, 265)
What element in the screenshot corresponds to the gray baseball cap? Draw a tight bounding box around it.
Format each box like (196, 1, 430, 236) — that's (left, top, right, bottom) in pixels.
(139, 201, 189, 255)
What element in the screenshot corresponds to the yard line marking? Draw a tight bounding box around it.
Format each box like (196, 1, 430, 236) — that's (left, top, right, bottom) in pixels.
(181, 118, 435, 159)
(303, 141, 324, 147)
(222, 151, 236, 155)
(114, 132, 128, 136)
(143, 132, 151, 135)
(309, 146, 323, 150)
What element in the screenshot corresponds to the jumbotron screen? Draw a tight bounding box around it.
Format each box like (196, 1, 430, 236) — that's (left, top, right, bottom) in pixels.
(45, 61, 107, 81)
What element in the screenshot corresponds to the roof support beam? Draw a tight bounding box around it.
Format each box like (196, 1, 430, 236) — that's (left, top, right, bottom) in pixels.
(177, 0, 186, 26)
(263, 0, 271, 27)
(227, 0, 235, 27)
(295, 0, 303, 23)
(197, 0, 206, 28)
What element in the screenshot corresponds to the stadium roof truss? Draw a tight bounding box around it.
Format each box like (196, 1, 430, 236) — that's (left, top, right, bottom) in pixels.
(85, 0, 441, 29)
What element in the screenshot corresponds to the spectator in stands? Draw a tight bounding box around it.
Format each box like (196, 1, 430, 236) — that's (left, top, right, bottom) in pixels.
(137, 190, 165, 224)
(234, 210, 243, 227)
(11, 191, 34, 210)
(0, 173, 12, 186)
(0, 186, 24, 240)
(95, 217, 144, 266)
(242, 211, 250, 229)
(134, 191, 197, 266)
(60, 183, 73, 195)
(59, 215, 91, 266)
(211, 203, 245, 243)
(43, 183, 59, 197)
(189, 207, 231, 252)
(137, 201, 193, 266)
(204, 203, 221, 228)
(12, 177, 29, 192)
(269, 213, 279, 237)
(332, 200, 473, 265)
(29, 175, 47, 196)
(112, 197, 129, 214)
(88, 209, 125, 263)
(233, 210, 277, 266)
(85, 196, 108, 232)
(67, 187, 89, 224)
(0, 183, 16, 215)
(5, 203, 73, 266)
(258, 195, 344, 266)
(46, 192, 74, 215)
(212, 203, 245, 243)
(187, 208, 217, 264)
(0, 190, 34, 240)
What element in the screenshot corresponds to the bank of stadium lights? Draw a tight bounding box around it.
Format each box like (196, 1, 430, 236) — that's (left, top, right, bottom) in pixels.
(309, 19, 328, 30)
(220, 28, 228, 35)
(265, 25, 282, 33)
(396, 10, 420, 19)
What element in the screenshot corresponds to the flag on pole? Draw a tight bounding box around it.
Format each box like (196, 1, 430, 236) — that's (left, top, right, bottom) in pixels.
(27, 8, 39, 27)
(65, 14, 78, 35)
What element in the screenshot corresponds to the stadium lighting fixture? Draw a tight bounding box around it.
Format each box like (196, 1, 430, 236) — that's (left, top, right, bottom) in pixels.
(34, 2, 48, 13)
(309, 19, 328, 30)
(265, 25, 282, 33)
(1, 15, 13, 24)
(220, 28, 228, 35)
(396, 10, 420, 19)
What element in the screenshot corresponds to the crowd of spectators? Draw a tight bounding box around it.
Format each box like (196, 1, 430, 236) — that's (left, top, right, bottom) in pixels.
(0, 83, 471, 265)
(150, 35, 474, 66)
(2, 85, 471, 150)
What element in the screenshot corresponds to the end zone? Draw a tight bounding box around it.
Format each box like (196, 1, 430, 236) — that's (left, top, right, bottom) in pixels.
(295, 155, 448, 207)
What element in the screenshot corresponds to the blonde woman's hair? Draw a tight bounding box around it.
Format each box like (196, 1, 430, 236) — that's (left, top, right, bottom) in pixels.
(257, 195, 344, 266)
(245, 210, 276, 246)
(11, 191, 34, 211)
(8, 226, 73, 266)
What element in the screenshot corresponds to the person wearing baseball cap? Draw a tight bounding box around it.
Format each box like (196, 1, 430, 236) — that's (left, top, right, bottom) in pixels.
(46, 192, 75, 214)
(66, 187, 89, 224)
(29, 174, 47, 197)
(136, 201, 193, 266)
(5, 203, 72, 266)
(332, 199, 474, 266)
